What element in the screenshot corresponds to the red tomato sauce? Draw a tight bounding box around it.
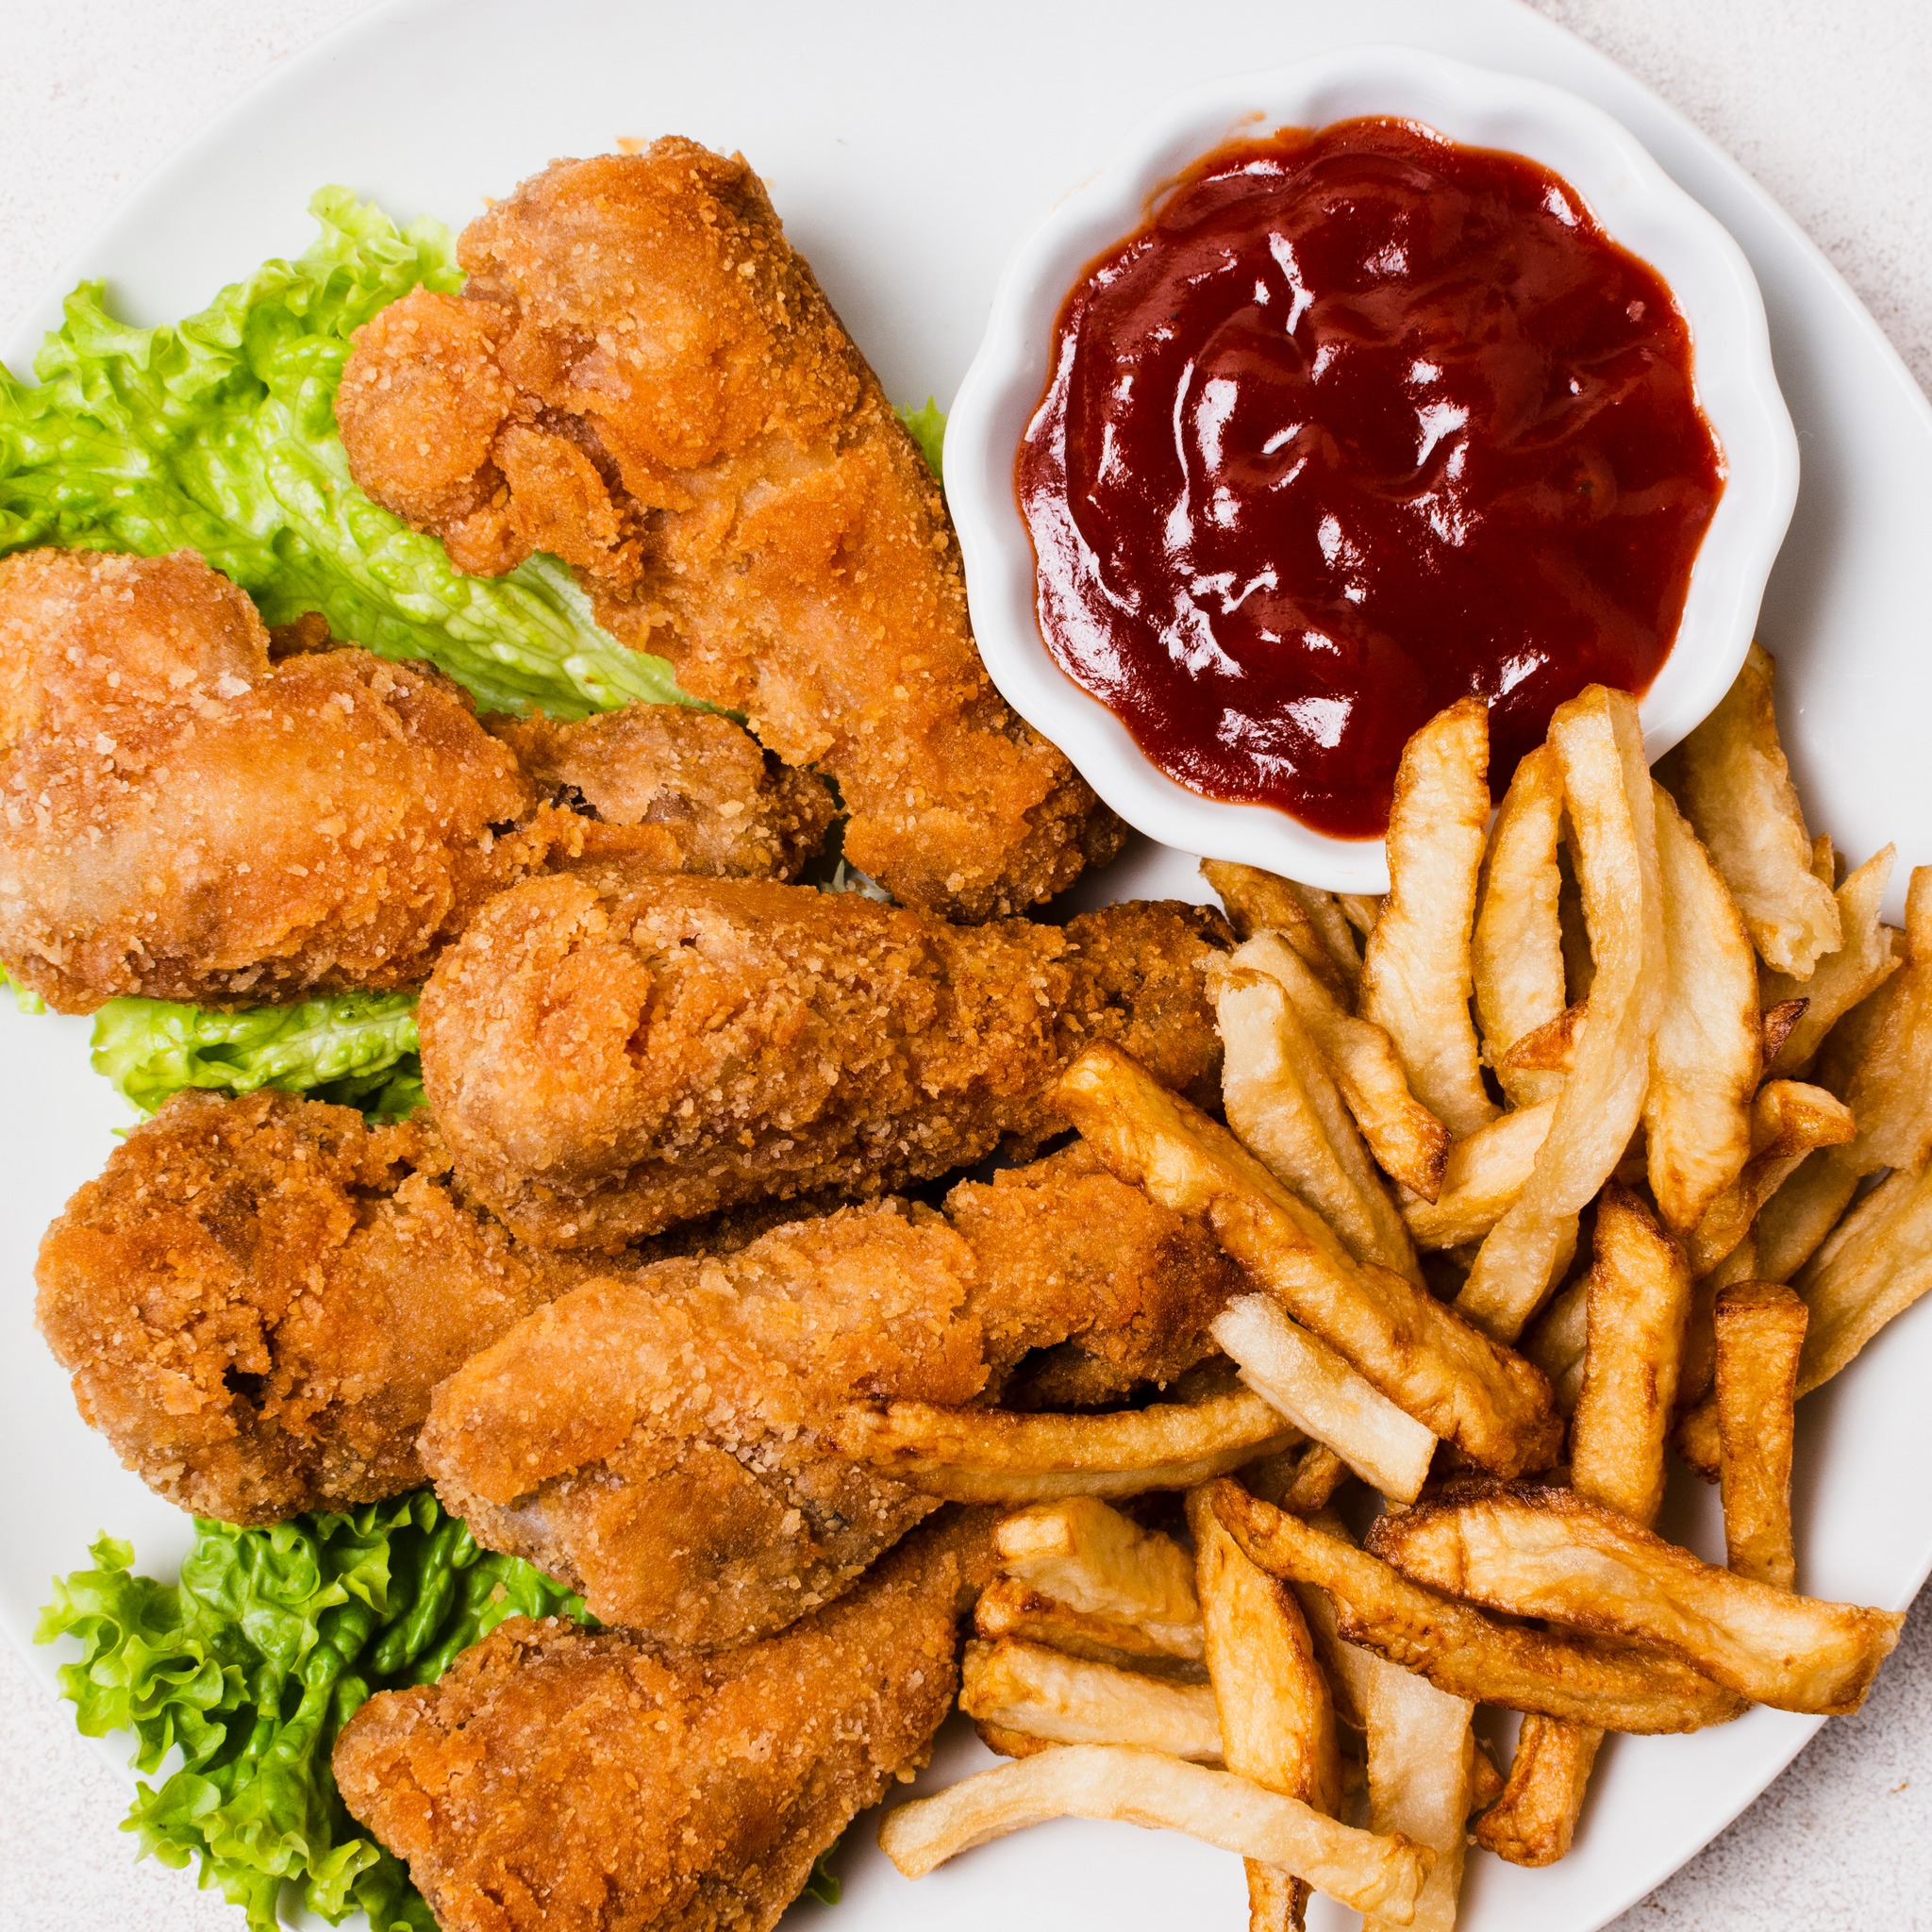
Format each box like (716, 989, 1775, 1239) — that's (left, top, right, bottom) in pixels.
(1017, 117, 1724, 838)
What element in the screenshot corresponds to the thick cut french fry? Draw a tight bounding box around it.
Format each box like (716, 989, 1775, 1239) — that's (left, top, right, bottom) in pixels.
(1820, 866, 1932, 1176)
(1760, 997, 1808, 1063)
(1522, 1274, 1589, 1414)
(1644, 785, 1760, 1232)
(1495, 1001, 1586, 1082)
(974, 1720, 1057, 1760)
(1570, 1186, 1691, 1528)
(1234, 932, 1451, 1200)
(974, 1576, 1206, 1672)
(1754, 1144, 1863, 1286)
(1458, 688, 1667, 1341)
(1671, 643, 1842, 976)
(876, 1744, 1432, 1920)
(1471, 1716, 1601, 1866)
(1676, 1234, 1764, 1425)
(828, 1387, 1297, 1502)
(1244, 1441, 1354, 1515)
(1341, 893, 1386, 938)
(1204, 858, 1362, 997)
(1763, 848, 1900, 1076)
(1209, 1481, 1746, 1732)
(1474, 742, 1570, 1108)
(1213, 1295, 1439, 1504)
(1684, 1081, 1857, 1279)
(1190, 1488, 1341, 1932)
(1367, 1478, 1902, 1714)
(1318, 1603, 1476, 1932)
(1402, 1101, 1556, 1251)
(993, 1495, 1201, 1630)
(1214, 960, 1421, 1281)
(1058, 1044, 1561, 1477)
(1714, 1283, 1807, 1591)
(1360, 699, 1498, 1140)
(960, 1638, 1224, 1761)
(1792, 1158, 1932, 1396)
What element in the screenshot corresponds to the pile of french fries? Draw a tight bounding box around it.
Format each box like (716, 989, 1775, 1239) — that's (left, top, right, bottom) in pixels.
(853, 654, 1931, 1927)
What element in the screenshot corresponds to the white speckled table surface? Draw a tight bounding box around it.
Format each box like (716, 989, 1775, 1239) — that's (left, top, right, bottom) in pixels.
(2, 2, 1930, 1925)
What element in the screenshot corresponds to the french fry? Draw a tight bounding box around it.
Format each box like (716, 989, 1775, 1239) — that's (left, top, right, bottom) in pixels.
(960, 1638, 1224, 1760)
(1714, 1283, 1808, 1591)
(1557, 834, 1595, 1001)
(974, 1720, 1057, 1761)
(1213, 960, 1422, 1281)
(1791, 1157, 1932, 1397)
(1762, 847, 1901, 1075)
(1811, 832, 1840, 888)
(1212, 1294, 1439, 1504)
(1315, 1589, 1477, 1932)
(1676, 1234, 1765, 1425)
(876, 1745, 1433, 1920)
(1243, 1441, 1354, 1515)
(1204, 858, 1362, 997)
(1670, 643, 1842, 975)
(993, 1496, 1200, 1634)
(1570, 1186, 1691, 1528)
(1401, 1100, 1556, 1251)
(1341, 892, 1386, 939)
(1495, 1001, 1586, 1082)
(974, 1576, 1206, 1673)
(1819, 865, 1932, 1177)
(1457, 687, 1667, 1341)
(1760, 997, 1808, 1062)
(1234, 932, 1452, 1200)
(1189, 1488, 1341, 1932)
(1366, 1477, 1902, 1715)
(1209, 1481, 1746, 1732)
(1471, 1716, 1601, 1866)
(1359, 698, 1498, 1139)
(1753, 1144, 1863, 1286)
(1644, 785, 1760, 1232)
(827, 1387, 1298, 1502)
(1474, 742, 1570, 1107)
(1683, 1080, 1857, 1279)
(1058, 1043, 1561, 1477)
(1521, 1273, 1589, 1414)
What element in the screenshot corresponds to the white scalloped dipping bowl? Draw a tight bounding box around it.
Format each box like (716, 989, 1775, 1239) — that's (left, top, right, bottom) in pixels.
(946, 44, 1800, 891)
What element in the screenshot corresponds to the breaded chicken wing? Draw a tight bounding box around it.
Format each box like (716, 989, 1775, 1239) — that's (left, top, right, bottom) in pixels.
(0, 548, 831, 1010)
(421, 1159, 1234, 1641)
(34, 1091, 591, 1523)
(334, 1511, 994, 1932)
(419, 870, 1225, 1249)
(334, 142, 1122, 921)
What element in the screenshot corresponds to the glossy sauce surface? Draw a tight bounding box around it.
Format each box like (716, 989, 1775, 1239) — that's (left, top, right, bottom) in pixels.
(1018, 118, 1724, 836)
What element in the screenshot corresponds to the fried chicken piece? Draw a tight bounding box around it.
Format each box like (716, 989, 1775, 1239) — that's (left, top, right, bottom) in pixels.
(418, 868, 1227, 1250)
(34, 1091, 591, 1523)
(334, 1512, 994, 1932)
(0, 548, 544, 1010)
(334, 142, 1122, 921)
(421, 1159, 1235, 1641)
(0, 548, 832, 1010)
(485, 706, 831, 879)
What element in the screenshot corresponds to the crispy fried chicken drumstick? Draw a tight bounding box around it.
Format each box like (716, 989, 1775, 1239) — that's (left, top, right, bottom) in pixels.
(422, 1142, 1236, 1642)
(34, 1090, 593, 1523)
(334, 1511, 995, 1932)
(334, 141, 1120, 920)
(0, 548, 828, 1010)
(419, 868, 1227, 1249)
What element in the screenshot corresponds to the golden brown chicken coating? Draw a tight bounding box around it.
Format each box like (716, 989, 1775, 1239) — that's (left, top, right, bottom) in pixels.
(0, 547, 545, 1011)
(420, 1158, 1234, 1641)
(485, 705, 831, 879)
(34, 1091, 591, 1523)
(418, 868, 1227, 1250)
(334, 1512, 994, 1932)
(334, 141, 1122, 921)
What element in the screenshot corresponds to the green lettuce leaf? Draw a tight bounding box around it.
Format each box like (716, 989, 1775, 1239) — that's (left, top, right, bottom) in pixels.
(38, 1494, 588, 1932)
(895, 396, 947, 481)
(0, 188, 692, 720)
(1, 966, 45, 1015)
(91, 991, 423, 1120)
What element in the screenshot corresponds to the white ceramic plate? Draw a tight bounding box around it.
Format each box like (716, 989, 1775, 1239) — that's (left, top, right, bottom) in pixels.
(4, 3, 1930, 1930)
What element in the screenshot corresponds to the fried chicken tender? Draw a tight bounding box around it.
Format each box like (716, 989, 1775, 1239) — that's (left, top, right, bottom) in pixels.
(418, 869, 1227, 1249)
(34, 1091, 590, 1523)
(0, 548, 832, 1009)
(422, 1158, 1234, 1641)
(485, 706, 831, 879)
(334, 141, 1121, 921)
(0, 548, 541, 1010)
(334, 1512, 994, 1932)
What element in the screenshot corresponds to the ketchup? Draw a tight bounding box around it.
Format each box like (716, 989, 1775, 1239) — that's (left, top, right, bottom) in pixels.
(1018, 118, 1724, 838)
